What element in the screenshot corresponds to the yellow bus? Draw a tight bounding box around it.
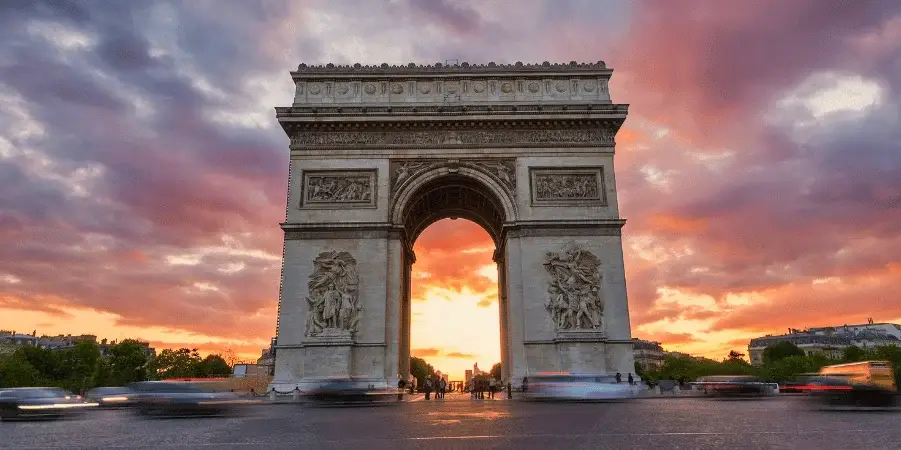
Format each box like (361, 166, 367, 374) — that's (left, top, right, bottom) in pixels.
(818, 361, 896, 392)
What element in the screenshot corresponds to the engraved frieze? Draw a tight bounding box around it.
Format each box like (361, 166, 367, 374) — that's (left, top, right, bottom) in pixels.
(292, 128, 614, 149)
(544, 243, 604, 331)
(304, 250, 361, 337)
(302, 170, 376, 207)
(530, 167, 607, 206)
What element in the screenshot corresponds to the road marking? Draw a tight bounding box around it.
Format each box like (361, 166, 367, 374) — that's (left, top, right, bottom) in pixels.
(5, 430, 892, 450)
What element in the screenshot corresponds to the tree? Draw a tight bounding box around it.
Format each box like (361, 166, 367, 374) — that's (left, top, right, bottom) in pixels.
(727, 350, 746, 362)
(490, 363, 501, 380)
(409, 357, 435, 387)
(59, 340, 102, 392)
(841, 345, 868, 362)
(223, 349, 240, 367)
(149, 348, 202, 379)
(762, 341, 805, 365)
(198, 354, 232, 377)
(0, 353, 43, 388)
(106, 340, 149, 385)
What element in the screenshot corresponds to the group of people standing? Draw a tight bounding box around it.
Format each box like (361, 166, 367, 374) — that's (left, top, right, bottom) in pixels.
(469, 376, 502, 399)
(398, 376, 448, 400)
(421, 375, 447, 400)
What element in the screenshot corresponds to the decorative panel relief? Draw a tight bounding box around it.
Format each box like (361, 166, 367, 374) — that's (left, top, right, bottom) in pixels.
(529, 166, 607, 206)
(389, 158, 516, 198)
(301, 169, 377, 208)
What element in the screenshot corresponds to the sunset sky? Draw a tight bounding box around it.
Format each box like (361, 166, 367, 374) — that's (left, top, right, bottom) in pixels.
(1, 1, 900, 379)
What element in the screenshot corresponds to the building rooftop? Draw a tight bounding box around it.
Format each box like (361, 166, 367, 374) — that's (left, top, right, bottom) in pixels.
(292, 61, 610, 76)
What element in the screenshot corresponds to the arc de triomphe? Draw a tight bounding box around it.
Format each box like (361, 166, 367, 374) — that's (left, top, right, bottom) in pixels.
(269, 61, 634, 391)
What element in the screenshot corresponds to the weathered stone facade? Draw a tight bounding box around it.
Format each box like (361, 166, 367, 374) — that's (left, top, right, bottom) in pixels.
(270, 61, 634, 391)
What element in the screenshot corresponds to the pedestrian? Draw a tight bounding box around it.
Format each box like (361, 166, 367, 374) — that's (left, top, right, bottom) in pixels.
(424, 377, 433, 400)
(628, 373, 634, 385)
(439, 378, 447, 399)
(615, 372, 622, 383)
(489, 378, 497, 399)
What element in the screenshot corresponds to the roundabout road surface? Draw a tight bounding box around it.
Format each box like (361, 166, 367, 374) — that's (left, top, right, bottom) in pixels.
(1, 395, 899, 449)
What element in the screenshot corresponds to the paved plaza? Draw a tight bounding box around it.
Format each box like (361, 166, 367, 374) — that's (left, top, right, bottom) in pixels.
(2, 396, 900, 450)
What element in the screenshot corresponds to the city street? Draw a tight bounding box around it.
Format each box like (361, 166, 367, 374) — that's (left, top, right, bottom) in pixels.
(2, 395, 900, 449)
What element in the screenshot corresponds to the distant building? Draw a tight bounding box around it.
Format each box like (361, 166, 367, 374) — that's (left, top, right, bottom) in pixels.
(0, 330, 38, 347)
(464, 369, 473, 387)
(97, 339, 156, 358)
(37, 334, 97, 351)
(748, 320, 901, 365)
(632, 338, 665, 371)
(256, 337, 277, 376)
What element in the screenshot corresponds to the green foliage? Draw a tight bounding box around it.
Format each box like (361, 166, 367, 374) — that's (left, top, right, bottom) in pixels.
(762, 341, 806, 365)
(842, 345, 868, 362)
(106, 340, 149, 385)
(641, 345, 901, 387)
(490, 363, 501, 380)
(0, 353, 43, 387)
(149, 348, 203, 379)
(0, 341, 232, 391)
(199, 354, 232, 377)
(409, 356, 436, 386)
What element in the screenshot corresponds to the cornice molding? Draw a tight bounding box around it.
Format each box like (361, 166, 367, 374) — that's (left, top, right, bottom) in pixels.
(292, 61, 610, 77)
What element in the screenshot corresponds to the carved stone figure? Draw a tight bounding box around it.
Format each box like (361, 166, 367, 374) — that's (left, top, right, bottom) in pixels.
(535, 173, 599, 200)
(306, 174, 373, 204)
(473, 160, 516, 191)
(304, 251, 361, 337)
(543, 243, 603, 330)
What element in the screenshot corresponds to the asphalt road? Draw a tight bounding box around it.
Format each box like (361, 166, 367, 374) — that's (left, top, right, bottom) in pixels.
(2, 395, 900, 450)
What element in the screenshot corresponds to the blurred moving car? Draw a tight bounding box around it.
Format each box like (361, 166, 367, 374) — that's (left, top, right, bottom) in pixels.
(0, 387, 98, 421)
(84, 387, 135, 407)
(521, 373, 634, 401)
(694, 375, 775, 397)
(800, 361, 898, 408)
(127, 381, 257, 417)
(303, 378, 400, 406)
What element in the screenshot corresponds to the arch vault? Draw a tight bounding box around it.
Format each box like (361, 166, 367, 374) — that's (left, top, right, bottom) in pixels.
(270, 61, 634, 390)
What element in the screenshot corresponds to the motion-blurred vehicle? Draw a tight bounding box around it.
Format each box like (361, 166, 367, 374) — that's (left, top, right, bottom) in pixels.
(0, 387, 97, 421)
(799, 361, 898, 408)
(521, 373, 634, 401)
(303, 378, 400, 406)
(694, 375, 775, 397)
(84, 387, 135, 407)
(127, 381, 257, 417)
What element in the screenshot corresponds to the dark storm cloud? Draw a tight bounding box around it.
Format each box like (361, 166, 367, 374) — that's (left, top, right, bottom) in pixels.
(0, 0, 309, 338)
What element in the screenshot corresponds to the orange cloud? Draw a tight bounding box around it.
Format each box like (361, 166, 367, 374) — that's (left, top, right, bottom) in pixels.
(411, 348, 441, 357)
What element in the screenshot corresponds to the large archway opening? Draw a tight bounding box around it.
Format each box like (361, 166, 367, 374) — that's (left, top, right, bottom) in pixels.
(409, 219, 500, 388)
(396, 173, 512, 389)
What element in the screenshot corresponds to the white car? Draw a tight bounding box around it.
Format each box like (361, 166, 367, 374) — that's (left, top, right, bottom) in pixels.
(523, 373, 635, 401)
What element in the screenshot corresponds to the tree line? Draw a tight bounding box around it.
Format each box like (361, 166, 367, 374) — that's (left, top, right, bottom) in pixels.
(636, 342, 901, 387)
(0, 340, 233, 392)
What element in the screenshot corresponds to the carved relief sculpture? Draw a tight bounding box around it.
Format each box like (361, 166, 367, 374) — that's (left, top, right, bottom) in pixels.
(390, 159, 516, 198)
(530, 167, 606, 206)
(543, 243, 603, 330)
(305, 251, 361, 337)
(303, 170, 375, 207)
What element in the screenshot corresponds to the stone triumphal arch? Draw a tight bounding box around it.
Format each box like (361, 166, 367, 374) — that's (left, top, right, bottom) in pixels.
(270, 61, 634, 391)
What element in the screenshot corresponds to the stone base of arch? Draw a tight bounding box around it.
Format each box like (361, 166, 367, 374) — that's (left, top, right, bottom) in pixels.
(268, 221, 636, 392)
